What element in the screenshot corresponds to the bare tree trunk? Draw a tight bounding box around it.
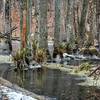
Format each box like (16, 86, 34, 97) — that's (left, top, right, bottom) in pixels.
(65, 0, 75, 44)
(64, 0, 68, 42)
(26, 0, 32, 48)
(96, 0, 100, 51)
(38, 0, 48, 49)
(0, 0, 3, 13)
(78, 0, 89, 46)
(34, 0, 39, 41)
(19, 0, 27, 48)
(19, 0, 23, 48)
(5, 0, 12, 53)
(86, 0, 95, 45)
(73, 0, 80, 39)
(54, 0, 61, 47)
(59, 0, 65, 41)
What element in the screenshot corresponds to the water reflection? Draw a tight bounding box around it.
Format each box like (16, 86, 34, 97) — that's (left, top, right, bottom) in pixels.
(4, 67, 100, 100)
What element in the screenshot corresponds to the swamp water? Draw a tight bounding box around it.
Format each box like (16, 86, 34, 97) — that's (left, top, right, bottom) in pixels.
(2, 66, 100, 100)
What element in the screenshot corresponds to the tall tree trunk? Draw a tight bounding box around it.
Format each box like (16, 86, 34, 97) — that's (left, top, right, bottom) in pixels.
(22, 10, 27, 48)
(78, 0, 89, 46)
(96, 0, 100, 51)
(33, 0, 39, 41)
(5, 0, 12, 53)
(38, 0, 48, 49)
(73, 0, 80, 39)
(19, 0, 23, 48)
(59, 0, 65, 41)
(26, 0, 32, 48)
(19, 0, 27, 48)
(0, 0, 3, 13)
(54, 0, 61, 47)
(86, 0, 95, 45)
(65, 0, 75, 43)
(64, 0, 68, 41)
(65, 0, 74, 42)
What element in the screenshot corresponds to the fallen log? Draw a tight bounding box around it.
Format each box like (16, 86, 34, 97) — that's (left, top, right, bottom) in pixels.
(88, 65, 100, 77)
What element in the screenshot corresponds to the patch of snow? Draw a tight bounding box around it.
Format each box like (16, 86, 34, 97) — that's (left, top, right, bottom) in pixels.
(0, 55, 13, 63)
(0, 85, 37, 100)
(29, 61, 41, 69)
(75, 55, 86, 59)
(55, 55, 61, 63)
(63, 53, 75, 59)
(78, 76, 100, 87)
(7, 92, 36, 100)
(91, 55, 100, 60)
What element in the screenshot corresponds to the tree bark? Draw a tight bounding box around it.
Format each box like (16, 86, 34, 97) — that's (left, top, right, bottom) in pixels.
(67, 0, 74, 42)
(19, 0, 27, 48)
(86, 0, 95, 45)
(38, 0, 48, 49)
(19, 0, 23, 48)
(34, 0, 39, 41)
(96, 0, 100, 51)
(54, 0, 61, 47)
(5, 0, 12, 53)
(26, 0, 32, 48)
(78, 0, 89, 46)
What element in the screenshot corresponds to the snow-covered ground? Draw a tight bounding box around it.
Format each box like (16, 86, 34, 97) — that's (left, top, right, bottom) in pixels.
(0, 85, 37, 100)
(0, 55, 13, 63)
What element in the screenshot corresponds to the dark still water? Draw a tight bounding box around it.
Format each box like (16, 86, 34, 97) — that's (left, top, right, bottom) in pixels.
(3, 67, 100, 100)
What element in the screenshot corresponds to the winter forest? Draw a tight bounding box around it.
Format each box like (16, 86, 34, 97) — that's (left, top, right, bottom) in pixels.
(0, 0, 100, 100)
(0, 0, 100, 49)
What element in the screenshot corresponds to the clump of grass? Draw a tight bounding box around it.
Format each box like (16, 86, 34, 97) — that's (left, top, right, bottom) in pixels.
(65, 43, 73, 54)
(35, 48, 47, 64)
(13, 49, 24, 69)
(74, 62, 92, 73)
(79, 62, 91, 71)
(89, 46, 99, 56)
(13, 48, 31, 69)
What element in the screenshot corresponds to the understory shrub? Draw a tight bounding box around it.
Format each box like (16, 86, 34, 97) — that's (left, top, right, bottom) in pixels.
(80, 47, 99, 56)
